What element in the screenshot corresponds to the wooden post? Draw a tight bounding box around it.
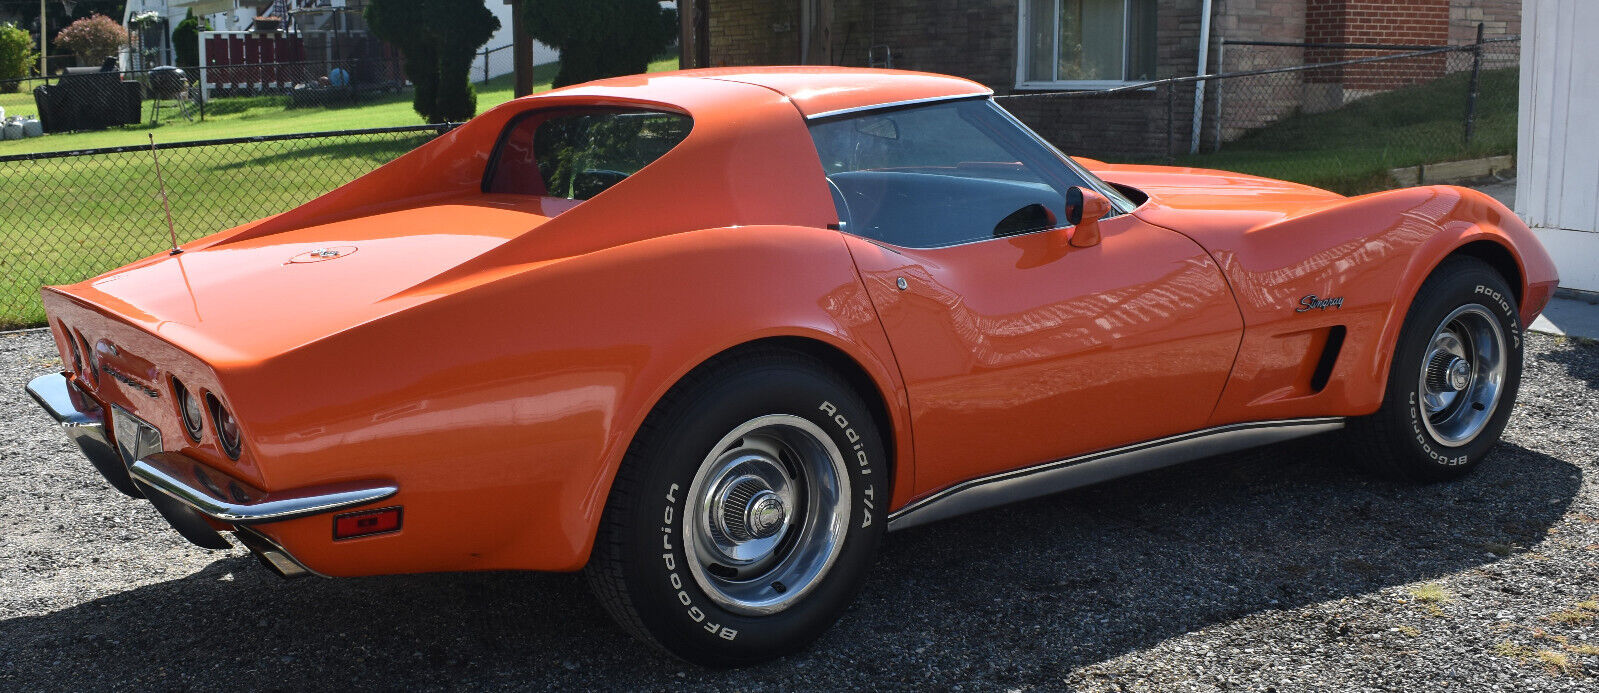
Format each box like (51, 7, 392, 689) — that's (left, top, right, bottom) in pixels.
(679, 0, 696, 68)
(509, 0, 533, 96)
(695, 0, 709, 68)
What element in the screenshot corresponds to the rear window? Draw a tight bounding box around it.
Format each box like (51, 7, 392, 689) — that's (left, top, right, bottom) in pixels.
(486, 108, 692, 200)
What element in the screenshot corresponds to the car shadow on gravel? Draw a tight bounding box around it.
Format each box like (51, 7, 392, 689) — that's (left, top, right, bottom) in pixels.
(0, 438, 1580, 689)
(1541, 338, 1599, 389)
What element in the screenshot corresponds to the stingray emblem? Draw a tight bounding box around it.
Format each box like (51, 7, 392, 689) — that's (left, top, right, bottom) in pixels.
(1297, 294, 1345, 312)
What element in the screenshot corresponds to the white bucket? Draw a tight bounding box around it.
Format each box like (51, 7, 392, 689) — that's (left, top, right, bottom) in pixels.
(22, 117, 42, 138)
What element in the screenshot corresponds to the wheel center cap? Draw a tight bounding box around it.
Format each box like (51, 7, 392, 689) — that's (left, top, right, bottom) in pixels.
(745, 491, 786, 539)
(1446, 358, 1471, 391)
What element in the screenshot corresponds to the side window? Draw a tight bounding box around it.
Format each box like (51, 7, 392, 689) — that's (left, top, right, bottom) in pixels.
(487, 108, 692, 200)
(808, 99, 1092, 248)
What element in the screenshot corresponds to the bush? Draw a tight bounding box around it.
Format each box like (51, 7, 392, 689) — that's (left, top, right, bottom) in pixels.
(171, 10, 210, 68)
(0, 23, 37, 91)
(366, 0, 499, 124)
(54, 14, 128, 65)
(526, 0, 677, 88)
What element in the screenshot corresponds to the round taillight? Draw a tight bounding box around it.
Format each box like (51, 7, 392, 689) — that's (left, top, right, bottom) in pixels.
(208, 394, 242, 459)
(64, 325, 82, 373)
(76, 332, 97, 385)
(173, 378, 203, 442)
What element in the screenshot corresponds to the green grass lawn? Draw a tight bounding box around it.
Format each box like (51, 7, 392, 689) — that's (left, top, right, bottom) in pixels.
(1162, 67, 1519, 194)
(0, 60, 1512, 328)
(0, 57, 678, 155)
(0, 57, 678, 328)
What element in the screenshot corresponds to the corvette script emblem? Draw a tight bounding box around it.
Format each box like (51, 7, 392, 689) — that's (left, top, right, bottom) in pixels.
(1297, 294, 1345, 312)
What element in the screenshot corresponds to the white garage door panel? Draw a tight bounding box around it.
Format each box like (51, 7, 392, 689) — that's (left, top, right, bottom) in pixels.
(1519, 0, 1599, 292)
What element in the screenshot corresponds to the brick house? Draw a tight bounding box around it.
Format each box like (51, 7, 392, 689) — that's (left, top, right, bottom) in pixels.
(679, 0, 1520, 158)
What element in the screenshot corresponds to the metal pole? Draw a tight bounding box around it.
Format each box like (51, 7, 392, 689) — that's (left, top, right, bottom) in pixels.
(39, 0, 46, 81)
(1464, 22, 1484, 145)
(1190, 0, 1214, 154)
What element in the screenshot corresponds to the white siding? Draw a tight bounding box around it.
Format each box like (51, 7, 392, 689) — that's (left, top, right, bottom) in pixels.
(1518, 0, 1599, 291)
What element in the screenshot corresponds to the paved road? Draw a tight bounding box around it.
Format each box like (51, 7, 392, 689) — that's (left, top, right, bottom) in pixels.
(2, 329, 1597, 691)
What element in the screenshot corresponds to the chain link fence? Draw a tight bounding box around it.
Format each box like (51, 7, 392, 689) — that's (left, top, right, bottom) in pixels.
(0, 58, 407, 136)
(998, 32, 1519, 194)
(0, 124, 452, 328)
(477, 44, 516, 86)
(0, 30, 1523, 329)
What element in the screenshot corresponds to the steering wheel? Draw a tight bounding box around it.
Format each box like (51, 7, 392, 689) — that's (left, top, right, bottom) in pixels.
(825, 177, 854, 232)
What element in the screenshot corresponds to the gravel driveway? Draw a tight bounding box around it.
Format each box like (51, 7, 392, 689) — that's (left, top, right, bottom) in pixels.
(2, 328, 1596, 691)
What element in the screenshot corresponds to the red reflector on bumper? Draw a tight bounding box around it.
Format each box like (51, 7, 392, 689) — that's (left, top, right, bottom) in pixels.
(333, 507, 401, 540)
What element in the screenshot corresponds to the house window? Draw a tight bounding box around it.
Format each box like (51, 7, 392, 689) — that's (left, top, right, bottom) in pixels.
(1018, 0, 1157, 88)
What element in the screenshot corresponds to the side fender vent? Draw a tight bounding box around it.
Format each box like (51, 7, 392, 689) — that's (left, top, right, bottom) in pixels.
(1310, 325, 1347, 393)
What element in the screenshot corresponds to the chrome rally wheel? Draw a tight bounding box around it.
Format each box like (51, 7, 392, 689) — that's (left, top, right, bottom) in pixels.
(685, 415, 851, 616)
(1417, 305, 1507, 447)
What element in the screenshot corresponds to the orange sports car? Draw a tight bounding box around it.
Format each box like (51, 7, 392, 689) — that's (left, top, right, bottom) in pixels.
(27, 67, 1557, 665)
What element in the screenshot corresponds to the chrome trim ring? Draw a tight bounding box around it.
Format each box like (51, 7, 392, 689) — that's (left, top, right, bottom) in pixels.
(683, 415, 851, 616)
(1418, 304, 1507, 448)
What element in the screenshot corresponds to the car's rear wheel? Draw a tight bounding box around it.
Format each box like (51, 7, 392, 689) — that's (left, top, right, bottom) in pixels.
(585, 347, 887, 666)
(1344, 256, 1523, 481)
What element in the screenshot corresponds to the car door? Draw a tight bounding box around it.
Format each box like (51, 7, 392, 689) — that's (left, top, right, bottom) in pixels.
(810, 99, 1244, 497)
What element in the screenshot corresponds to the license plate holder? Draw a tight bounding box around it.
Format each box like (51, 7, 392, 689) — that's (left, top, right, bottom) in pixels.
(110, 404, 163, 470)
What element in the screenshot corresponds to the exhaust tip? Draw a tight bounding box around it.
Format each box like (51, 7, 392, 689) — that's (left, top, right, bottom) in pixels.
(233, 528, 316, 580)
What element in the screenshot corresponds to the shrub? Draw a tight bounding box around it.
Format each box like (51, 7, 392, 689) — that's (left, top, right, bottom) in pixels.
(171, 9, 210, 68)
(54, 13, 128, 65)
(0, 23, 37, 91)
(366, 0, 499, 124)
(526, 0, 678, 88)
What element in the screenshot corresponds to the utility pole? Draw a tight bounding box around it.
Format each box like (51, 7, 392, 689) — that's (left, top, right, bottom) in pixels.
(509, 0, 532, 96)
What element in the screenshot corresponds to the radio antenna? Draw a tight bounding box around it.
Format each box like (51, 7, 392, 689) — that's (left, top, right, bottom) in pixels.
(149, 134, 180, 256)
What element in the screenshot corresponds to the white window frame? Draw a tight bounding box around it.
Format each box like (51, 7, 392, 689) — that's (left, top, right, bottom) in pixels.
(1015, 0, 1148, 91)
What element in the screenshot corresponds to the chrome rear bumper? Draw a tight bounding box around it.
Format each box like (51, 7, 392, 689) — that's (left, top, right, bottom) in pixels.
(28, 372, 398, 567)
(25, 373, 143, 498)
(130, 453, 398, 524)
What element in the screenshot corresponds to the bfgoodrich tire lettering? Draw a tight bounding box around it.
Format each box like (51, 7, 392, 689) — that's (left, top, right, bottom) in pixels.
(1345, 256, 1523, 481)
(585, 347, 887, 666)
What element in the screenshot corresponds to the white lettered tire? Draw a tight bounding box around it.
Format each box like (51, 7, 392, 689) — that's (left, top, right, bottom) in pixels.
(1345, 256, 1523, 481)
(585, 347, 888, 665)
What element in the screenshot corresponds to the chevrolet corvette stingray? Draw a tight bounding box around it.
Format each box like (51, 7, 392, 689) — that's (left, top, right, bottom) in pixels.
(26, 67, 1557, 665)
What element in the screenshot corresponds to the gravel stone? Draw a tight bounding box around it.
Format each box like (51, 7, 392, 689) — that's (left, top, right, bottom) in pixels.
(1, 328, 1596, 690)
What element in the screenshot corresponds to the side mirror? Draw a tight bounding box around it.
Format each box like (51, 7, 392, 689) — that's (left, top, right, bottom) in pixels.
(1064, 186, 1111, 248)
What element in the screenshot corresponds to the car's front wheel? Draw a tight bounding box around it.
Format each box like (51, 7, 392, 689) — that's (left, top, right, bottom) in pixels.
(585, 347, 887, 666)
(1345, 255, 1523, 481)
